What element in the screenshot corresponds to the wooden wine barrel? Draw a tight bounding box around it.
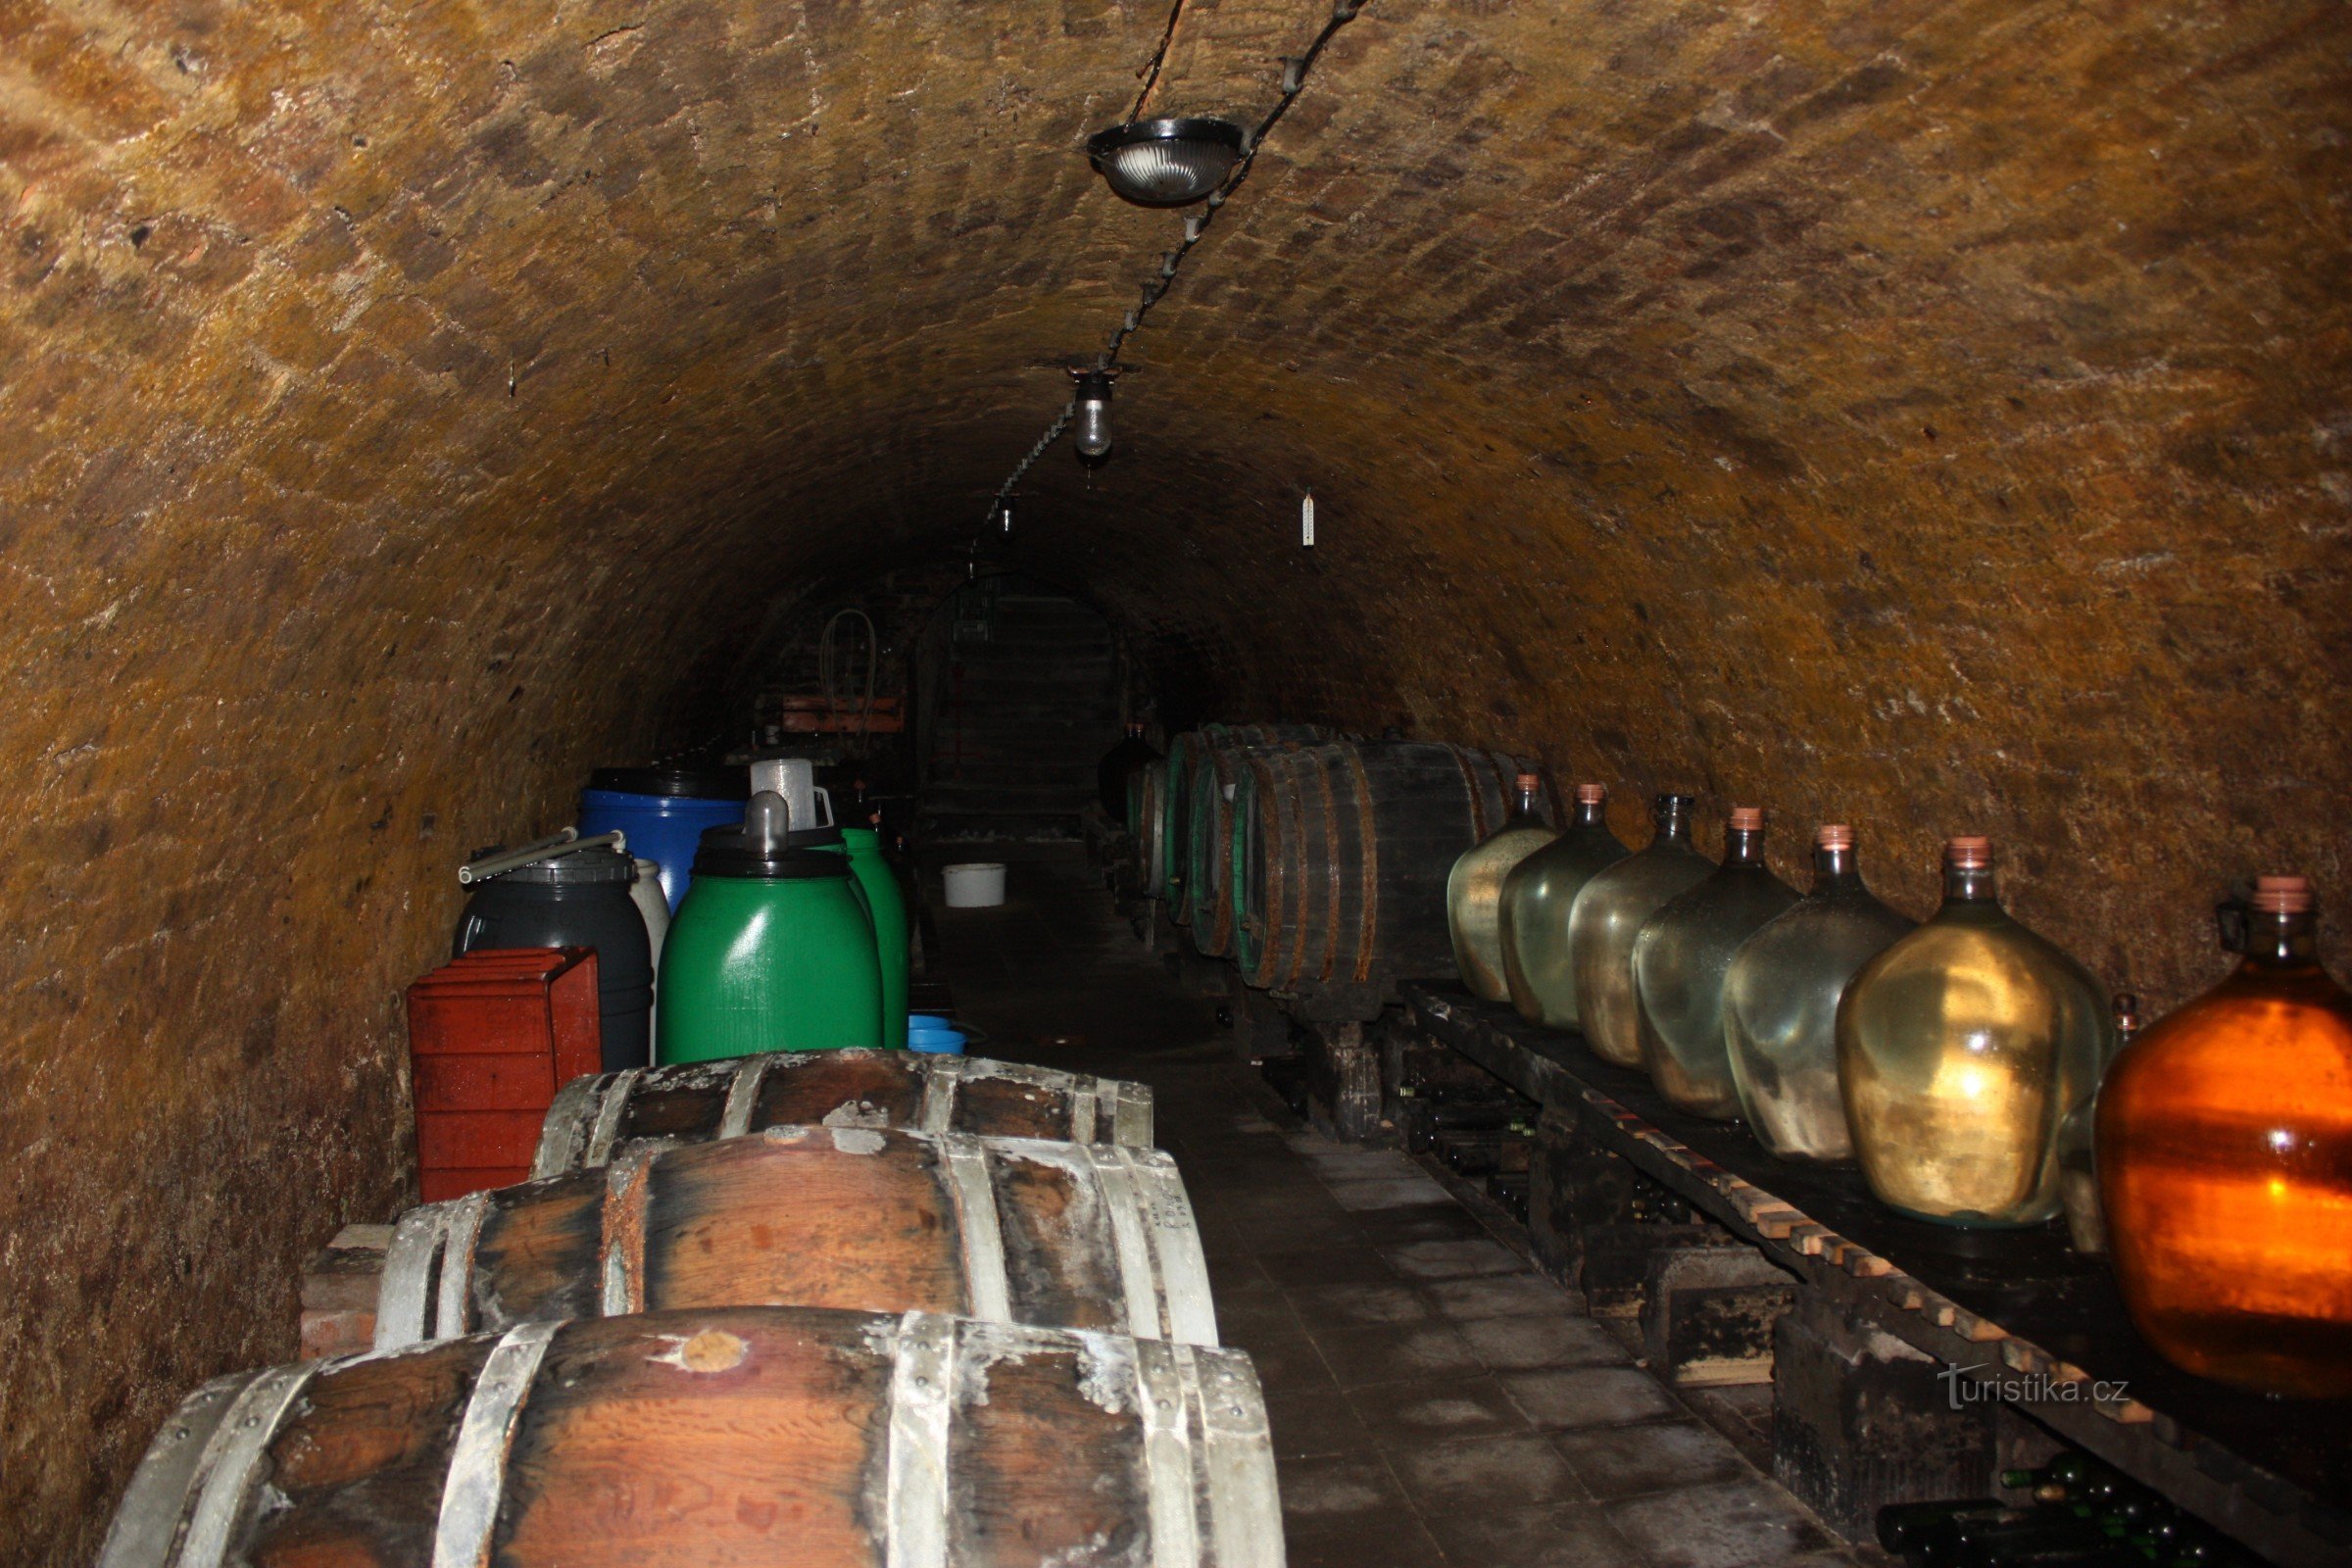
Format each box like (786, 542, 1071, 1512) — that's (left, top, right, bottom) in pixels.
(530, 1050, 1152, 1176)
(1129, 758, 1169, 897)
(359, 1124, 1215, 1351)
(1233, 740, 1553, 1013)
(1160, 722, 1332, 914)
(1159, 730, 1213, 913)
(1179, 724, 1336, 952)
(100, 1306, 1280, 1568)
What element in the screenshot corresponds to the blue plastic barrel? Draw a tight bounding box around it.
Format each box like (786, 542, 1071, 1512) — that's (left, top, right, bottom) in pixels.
(578, 766, 749, 912)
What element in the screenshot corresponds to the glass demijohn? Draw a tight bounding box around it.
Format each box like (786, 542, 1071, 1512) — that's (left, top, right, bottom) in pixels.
(1499, 784, 1631, 1029)
(1633, 808, 1800, 1119)
(1723, 824, 1916, 1161)
(2098, 876, 2352, 1396)
(1836, 837, 2110, 1227)
(1568, 794, 1711, 1068)
(1446, 771, 1558, 1003)
(2054, 993, 2136, 1253)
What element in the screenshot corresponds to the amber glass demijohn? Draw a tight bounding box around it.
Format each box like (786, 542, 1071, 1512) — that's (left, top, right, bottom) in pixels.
(1499, 784, 1631, 1029)
(1446, 771, 1557, 1002)
(1723, 825, 1916, 1161)
(1836, 837, 2110, 1227)
(1569, 794, 1711, 1067)
(2098, 877, 2352, 1396)
(1633, 808, 1799, 1119)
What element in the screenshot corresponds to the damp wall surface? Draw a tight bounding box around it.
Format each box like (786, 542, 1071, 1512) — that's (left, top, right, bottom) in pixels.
(2, 0, 2347, 1557)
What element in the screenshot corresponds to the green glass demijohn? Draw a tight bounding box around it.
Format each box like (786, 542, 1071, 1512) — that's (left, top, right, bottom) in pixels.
(1634, 807, 1800, 1119)
(843, 822, 911, 1050)
(1723, 823, 1916, 1161)
(657, 791, 884, 1063)
(1568, 793, 1712, 1068)
(1500, 783, 1631, 1030)
(1446, 771, 1558, 1003)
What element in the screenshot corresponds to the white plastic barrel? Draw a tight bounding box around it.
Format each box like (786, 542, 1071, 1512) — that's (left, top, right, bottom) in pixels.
(943, 862, 1007, 907)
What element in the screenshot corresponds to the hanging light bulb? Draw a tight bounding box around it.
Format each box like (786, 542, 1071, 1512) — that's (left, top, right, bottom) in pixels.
(1087, 118, 1246, 207)
(1072, 369, 1116, 463)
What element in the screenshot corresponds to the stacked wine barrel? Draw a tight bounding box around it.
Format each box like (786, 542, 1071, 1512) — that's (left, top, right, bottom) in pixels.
(1155, 723, 1336, 929)
(1158, 728, 1554, 1021)
(101, 1051, 1281, 1568)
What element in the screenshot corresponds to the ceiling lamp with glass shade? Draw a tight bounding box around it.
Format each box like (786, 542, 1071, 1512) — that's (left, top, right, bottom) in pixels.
(1086, 117, 1246, 207)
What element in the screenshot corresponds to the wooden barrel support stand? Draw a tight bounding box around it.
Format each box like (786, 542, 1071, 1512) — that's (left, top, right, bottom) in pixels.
(101, 1308, 1282, 1568)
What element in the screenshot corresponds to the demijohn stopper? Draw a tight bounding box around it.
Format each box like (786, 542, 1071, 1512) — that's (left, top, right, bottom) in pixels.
(1945, 835, 1993, 869)
(2253, 874, 2313, 913)
(1576, 783, 1606, 806)
(1816, 823, 1854, 851)
(1728, 807, 1765, 832)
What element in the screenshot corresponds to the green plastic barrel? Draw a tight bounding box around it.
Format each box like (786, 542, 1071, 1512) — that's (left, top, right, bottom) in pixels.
(657, 806, 883, 1062)
(842, 826, 910, 1049)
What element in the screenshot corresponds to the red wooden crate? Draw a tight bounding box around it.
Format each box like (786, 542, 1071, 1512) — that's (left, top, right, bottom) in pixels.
(406, 948, 599, 1200)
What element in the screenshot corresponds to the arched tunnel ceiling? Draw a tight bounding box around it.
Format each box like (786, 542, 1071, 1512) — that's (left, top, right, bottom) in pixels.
(1, 0, 2348, 1553)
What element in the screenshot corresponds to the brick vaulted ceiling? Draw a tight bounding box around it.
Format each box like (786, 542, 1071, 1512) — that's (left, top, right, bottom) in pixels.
(1, 0, 2347, 1553)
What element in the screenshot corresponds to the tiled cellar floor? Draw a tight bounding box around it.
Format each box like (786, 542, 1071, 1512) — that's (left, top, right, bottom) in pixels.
(922, 843, 1863, 1568)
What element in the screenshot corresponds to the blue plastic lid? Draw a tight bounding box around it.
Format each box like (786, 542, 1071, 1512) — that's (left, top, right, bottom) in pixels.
(907, 1038, 966, 1055)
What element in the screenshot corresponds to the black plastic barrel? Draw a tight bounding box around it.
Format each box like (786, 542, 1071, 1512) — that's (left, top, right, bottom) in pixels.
(453, 844, 654, 1071)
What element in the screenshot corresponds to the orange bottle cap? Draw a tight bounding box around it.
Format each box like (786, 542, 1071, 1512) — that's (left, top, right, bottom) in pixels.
(1729, 807, 1765, 832)
(2253, 875, 2313, 913)
(1816, 824, 1854, 851)
(1576, 783, 1606, 805)
(1945, 835, 1993, 868)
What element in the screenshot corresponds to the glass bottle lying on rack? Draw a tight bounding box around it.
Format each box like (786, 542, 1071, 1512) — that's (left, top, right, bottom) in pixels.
(1723, 824, 1916, 1161)
(1633, 807, 1798, 1119)
(2099, 875, 2352, 1397)
(1568, 793, 1711, 1068)
(1445, 771, 1557, 1003)
(1836, 836, 2109, 1227)
(1498, 783, 1630, 1030)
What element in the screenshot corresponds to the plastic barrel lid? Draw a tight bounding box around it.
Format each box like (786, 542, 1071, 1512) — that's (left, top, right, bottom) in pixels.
(588, 765, 751, 801)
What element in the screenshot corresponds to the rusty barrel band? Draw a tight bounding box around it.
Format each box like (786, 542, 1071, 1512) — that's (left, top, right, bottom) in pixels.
(530, 1073, 606, 1178)
(374, 1200, 456, 1351)
(936, 1133, 1012, 1324)
(581, 1066, 646, 1167)
(885, 1311, 956, 1568)
(433, 1190, 494, 1341)
(717, 1054, 773, 1138)
(432, 1319, 560, 1568)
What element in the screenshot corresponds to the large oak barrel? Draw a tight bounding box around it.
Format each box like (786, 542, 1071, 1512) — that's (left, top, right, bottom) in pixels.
(1129, 758, 1170, 897)
(1178, 725, 1335, 952)
(1160, 723, 1331, 914)
(365, 1125, 1215, 1351)
(1233, 741, 1553, 1014)
(101, 1307, 1279, 1568)
(531, 1050, 1152, 1176)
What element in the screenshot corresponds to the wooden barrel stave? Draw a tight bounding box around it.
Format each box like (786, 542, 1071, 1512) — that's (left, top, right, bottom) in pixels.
(102, 1308, 1280, 1568)
(369, 1126, 1217, 1351)
(530, 1051, 1152, 1177)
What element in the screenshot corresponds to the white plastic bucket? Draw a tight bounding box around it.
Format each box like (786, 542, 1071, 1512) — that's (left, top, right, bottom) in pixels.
(943, 862, 1007, 908)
